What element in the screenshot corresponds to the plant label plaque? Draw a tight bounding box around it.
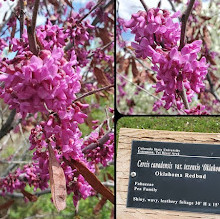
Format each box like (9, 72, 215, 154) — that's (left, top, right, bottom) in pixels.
(127, 140, 220, 214)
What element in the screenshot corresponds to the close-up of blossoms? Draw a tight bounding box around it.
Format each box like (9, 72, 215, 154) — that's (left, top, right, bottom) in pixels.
(117, 0, 220, 115)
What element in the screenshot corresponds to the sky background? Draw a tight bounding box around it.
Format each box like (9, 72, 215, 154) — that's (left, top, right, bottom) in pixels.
(118, 0, 210, 20)
(0, 0, 92, 26)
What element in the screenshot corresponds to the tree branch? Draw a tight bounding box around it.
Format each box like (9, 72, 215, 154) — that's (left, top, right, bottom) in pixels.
(2, 180, 114, 199)
(0, 109, 16, 140)
(117, 73, 186, 114)
(82, 131, 113, 153)
(0, 160, 30, 164)
(140, 0, 148, 12)
(91, 0, 113, 27)
(87, 41, 113, 59)
(78, 0, 105, 24)
(73, 84, 114, 103)
(27, 0, 40, 55)
(19, 0, 24, 39)
(168, 0, 177, 12)
(43, 0, 51, 17)
(178, 0, 195, 50)
(32, 0, 40, 31)
(3, 189, 51, 199)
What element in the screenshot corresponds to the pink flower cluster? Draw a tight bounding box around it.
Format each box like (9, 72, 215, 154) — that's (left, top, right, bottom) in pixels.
(126, 8, 208, 113)
(29, 105, 87, 161)
(36, 21, 68, 50)
(0, 47, 81, 117)
(152, 40, 208, 110)
(65, 13, 95, 67)
(126, 8, 180, 59)
(29, 106, 93, 205)
(0, 162, 49, 195)
(185, 104, 209, 115)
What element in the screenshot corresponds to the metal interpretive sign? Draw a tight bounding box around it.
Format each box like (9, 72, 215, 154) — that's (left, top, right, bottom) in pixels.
(127, 140, 220, 214)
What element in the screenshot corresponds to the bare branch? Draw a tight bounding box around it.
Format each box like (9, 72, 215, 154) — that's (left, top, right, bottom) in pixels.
(32, 0, 40, 31)
(19, 0, 24, 39)
(3, 180, 113, 198)
(82, 131, 113, 153)
(140, 0, 148, 12)
(3, 189, 51, 199)
(117, 73, 186, 114)
(73, 84, 114, 103)
(178, 0, 196, 51)
(168, 0, 177, 12)
(0, 160, 30, 164)
(87, 41, 114, 59)
(179, 82, 190, 109)
(43, 0, 51, 17)
(78, 0, 105, 24)
(27, 0, 40, 55)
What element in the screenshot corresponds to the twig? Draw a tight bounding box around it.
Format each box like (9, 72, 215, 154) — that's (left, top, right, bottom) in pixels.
(87, 41, 114, 59)
(0, 160, 30, 164)
(78, 0, 105, 24)
(168, 0, 177, 12)
(117, 73, 186, 114)
(3, 180, 113, 198)
(140, 0, 148, 12)
(179, 82, 190, 109)
(73, 84, 114, 103)
(126, 48, 155, 73)
(2, 189, 51, 198)
(19, 0, 24, 39)
(105, 108, 111, 131)
(27, 0, 40, 55)
(0, 2, 19, 34)
(0, 109, 16, 140)
(91, 0, 113, 27)
(178, 0, 196, 51)
(83, 115, 114, 142)
(118, 73, 161, 101)
(43, 0, 51, 17)
(32, 0, 40, 31)
(2, 147, 30, 177)
(82, 131, 112, 153)
(19, 123, 29, 146)
(0, 135, 10, 153)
